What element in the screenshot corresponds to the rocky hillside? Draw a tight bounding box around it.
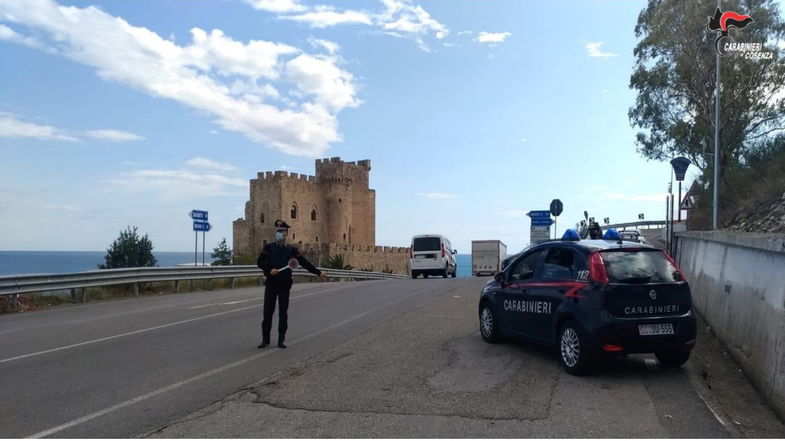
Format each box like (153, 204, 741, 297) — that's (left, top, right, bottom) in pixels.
(725, 192, 785, 234)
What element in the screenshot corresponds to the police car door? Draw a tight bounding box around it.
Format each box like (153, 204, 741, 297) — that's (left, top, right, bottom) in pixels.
(498, 249, 545, 337)
(532, 246, 582, 342)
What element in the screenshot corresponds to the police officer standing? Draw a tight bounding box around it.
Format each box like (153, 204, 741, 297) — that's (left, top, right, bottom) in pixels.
(256, 219, 328, 348)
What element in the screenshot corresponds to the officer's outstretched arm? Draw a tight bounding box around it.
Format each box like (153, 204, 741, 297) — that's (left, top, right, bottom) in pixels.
(295, 253, 322, 276)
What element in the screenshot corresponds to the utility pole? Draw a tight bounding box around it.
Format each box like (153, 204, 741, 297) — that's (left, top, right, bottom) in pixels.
(713, 0, 721, 230)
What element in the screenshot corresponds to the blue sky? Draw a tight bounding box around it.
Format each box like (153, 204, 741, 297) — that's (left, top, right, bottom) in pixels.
(0, 0, 705, 254)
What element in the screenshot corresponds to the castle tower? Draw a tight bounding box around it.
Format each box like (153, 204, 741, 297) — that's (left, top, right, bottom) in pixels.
(233, 157, 375, 257)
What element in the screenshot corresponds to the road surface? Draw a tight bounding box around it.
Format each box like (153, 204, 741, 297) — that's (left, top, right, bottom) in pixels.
(1, 278, 782, 437)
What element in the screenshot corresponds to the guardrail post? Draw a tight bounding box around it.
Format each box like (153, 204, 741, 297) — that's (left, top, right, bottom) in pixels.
(10, 294, 18, 309)
(81, 288, 86, 303)
(133, 283, 139, 297)
(208, 278, 213, 291)
(174, 280, 179, 293)
(70, 288, 77, 303)
(229, 277, 235, 289)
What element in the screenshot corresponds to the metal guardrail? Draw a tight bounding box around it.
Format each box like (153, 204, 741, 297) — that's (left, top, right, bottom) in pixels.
(0, 265, 409, 297)
(605, 220, 667, 230)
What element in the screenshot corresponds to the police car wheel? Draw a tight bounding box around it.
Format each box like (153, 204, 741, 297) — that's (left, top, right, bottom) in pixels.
(559, 321, 592, 375)
(655, 350, 691, 368)
(479, 303, 501, 343)
(442, 266, 448, 278)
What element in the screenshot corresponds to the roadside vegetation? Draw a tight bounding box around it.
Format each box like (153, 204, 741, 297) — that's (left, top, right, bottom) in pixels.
(630, 0, 785, 231)
(99, 225, 158, 269)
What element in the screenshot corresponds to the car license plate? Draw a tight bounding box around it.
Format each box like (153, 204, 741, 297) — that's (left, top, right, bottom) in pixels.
(638, 323, 674, 336)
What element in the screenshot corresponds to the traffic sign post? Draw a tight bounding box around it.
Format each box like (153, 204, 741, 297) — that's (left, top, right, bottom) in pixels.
(550, 199, 563, 239)
(680, 194, 695, 210)
(189, 210, 209, 266)
(530, 226, 550, 244)
(670, 157, 691, 223)
(528, 210, 553, 244)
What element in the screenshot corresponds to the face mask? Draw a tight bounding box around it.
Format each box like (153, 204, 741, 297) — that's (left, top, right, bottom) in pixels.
(275, 231, 285, 242)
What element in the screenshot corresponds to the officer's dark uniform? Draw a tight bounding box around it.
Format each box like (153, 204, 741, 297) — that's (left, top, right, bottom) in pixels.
(256, 221, 323, 348)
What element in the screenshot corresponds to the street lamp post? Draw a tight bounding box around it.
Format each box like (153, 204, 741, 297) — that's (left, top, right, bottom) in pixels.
(670, 157, 691, 256)
(713, 0, 721, 230)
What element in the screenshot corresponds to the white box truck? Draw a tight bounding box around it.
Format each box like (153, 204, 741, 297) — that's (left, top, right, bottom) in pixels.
(471, 240, 507, 277)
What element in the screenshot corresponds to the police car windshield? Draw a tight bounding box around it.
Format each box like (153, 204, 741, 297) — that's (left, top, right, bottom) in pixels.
(413, 237, 441, 251)
(600, 250, 680, 284)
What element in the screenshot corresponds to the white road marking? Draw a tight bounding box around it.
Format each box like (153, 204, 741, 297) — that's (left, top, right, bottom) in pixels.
(189, 299, 257, 309)
(1, 282, 371, 365)
(26, 285, 434, 439)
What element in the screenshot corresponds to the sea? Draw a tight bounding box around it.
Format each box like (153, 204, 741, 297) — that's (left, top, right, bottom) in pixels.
(0, 251, 475, 278)
(0, 251, 208, 276)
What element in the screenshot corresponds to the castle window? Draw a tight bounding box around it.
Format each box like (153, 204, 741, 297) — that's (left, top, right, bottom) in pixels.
(343, 233, 346, 241)
(292, 233, 296, 240)
(290, 204, 297, 219)
(260, 213, 265, 224)
(338, 198, 342, 204)
(311, 209, 317, 221)
(316, 236, 319, 243)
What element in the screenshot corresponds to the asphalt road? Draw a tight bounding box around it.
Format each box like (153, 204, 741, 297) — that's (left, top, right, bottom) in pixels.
(1, 278, 783, 438)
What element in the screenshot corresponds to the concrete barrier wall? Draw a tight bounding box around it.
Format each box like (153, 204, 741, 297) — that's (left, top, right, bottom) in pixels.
(676, 231, 785, 420)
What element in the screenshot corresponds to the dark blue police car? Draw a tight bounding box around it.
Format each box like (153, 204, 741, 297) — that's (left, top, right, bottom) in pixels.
(478, 229, 696, 375)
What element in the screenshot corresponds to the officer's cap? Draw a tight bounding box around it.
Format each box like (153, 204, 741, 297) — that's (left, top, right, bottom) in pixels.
(274, 219, 291, 229)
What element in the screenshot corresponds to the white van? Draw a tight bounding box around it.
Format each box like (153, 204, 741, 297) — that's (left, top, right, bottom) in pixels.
(410, 234, 457, 278)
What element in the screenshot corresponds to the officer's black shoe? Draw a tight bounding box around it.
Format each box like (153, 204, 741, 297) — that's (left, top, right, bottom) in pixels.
(257, 340, 270, 348)
(278, 338, 286, 349)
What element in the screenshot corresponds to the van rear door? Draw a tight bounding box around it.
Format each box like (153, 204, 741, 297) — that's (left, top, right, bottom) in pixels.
(412, 237, 441, 263)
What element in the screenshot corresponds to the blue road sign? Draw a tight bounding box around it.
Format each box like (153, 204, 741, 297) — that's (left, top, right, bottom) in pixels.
(189, 210, 208, 221)
(193, 221, 211, 232)
(531, 218, 554, 226)
(527, 210, 551, 218)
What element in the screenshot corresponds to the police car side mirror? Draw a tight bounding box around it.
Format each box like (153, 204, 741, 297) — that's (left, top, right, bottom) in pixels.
(494, 272, 504, 283)
(452, 249, 457, 254)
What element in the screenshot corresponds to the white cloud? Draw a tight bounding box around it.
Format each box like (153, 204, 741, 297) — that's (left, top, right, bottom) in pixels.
(520, 138, 527, 143)
(0, 23, 42, 48)
(85, 129, 144, 142)
(108, 167, 247, 201)
(250, 0, 448, 51)
(457, 30, 473, 36)
(185, 157, 236, 172)
(243, 0, 305, 13)
(0, 0, 360, 157)
(285, 54, 360, 110)
(605, 192, 668, 202)
(280, 165, 297, 171)
(475, 31, 511, 45)
(308, 37, 340, 55)
(209, 130, 219, 135)
(417, 192, 456, 200)
(585, 41, 618, 58)
(0, 114, 78, 141)
(283, 7, 373, 28)
(378, 0, 448, 40)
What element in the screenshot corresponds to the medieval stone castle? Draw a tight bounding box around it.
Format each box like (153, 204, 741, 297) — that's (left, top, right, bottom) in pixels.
(233, 157, 409, 273)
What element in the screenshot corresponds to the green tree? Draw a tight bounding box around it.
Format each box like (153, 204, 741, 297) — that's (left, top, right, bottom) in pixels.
(629, 0, 785, 180)
(99, 226, 158, 269)
(211, 238, 233, 266)
(325, 254, 353, 270)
